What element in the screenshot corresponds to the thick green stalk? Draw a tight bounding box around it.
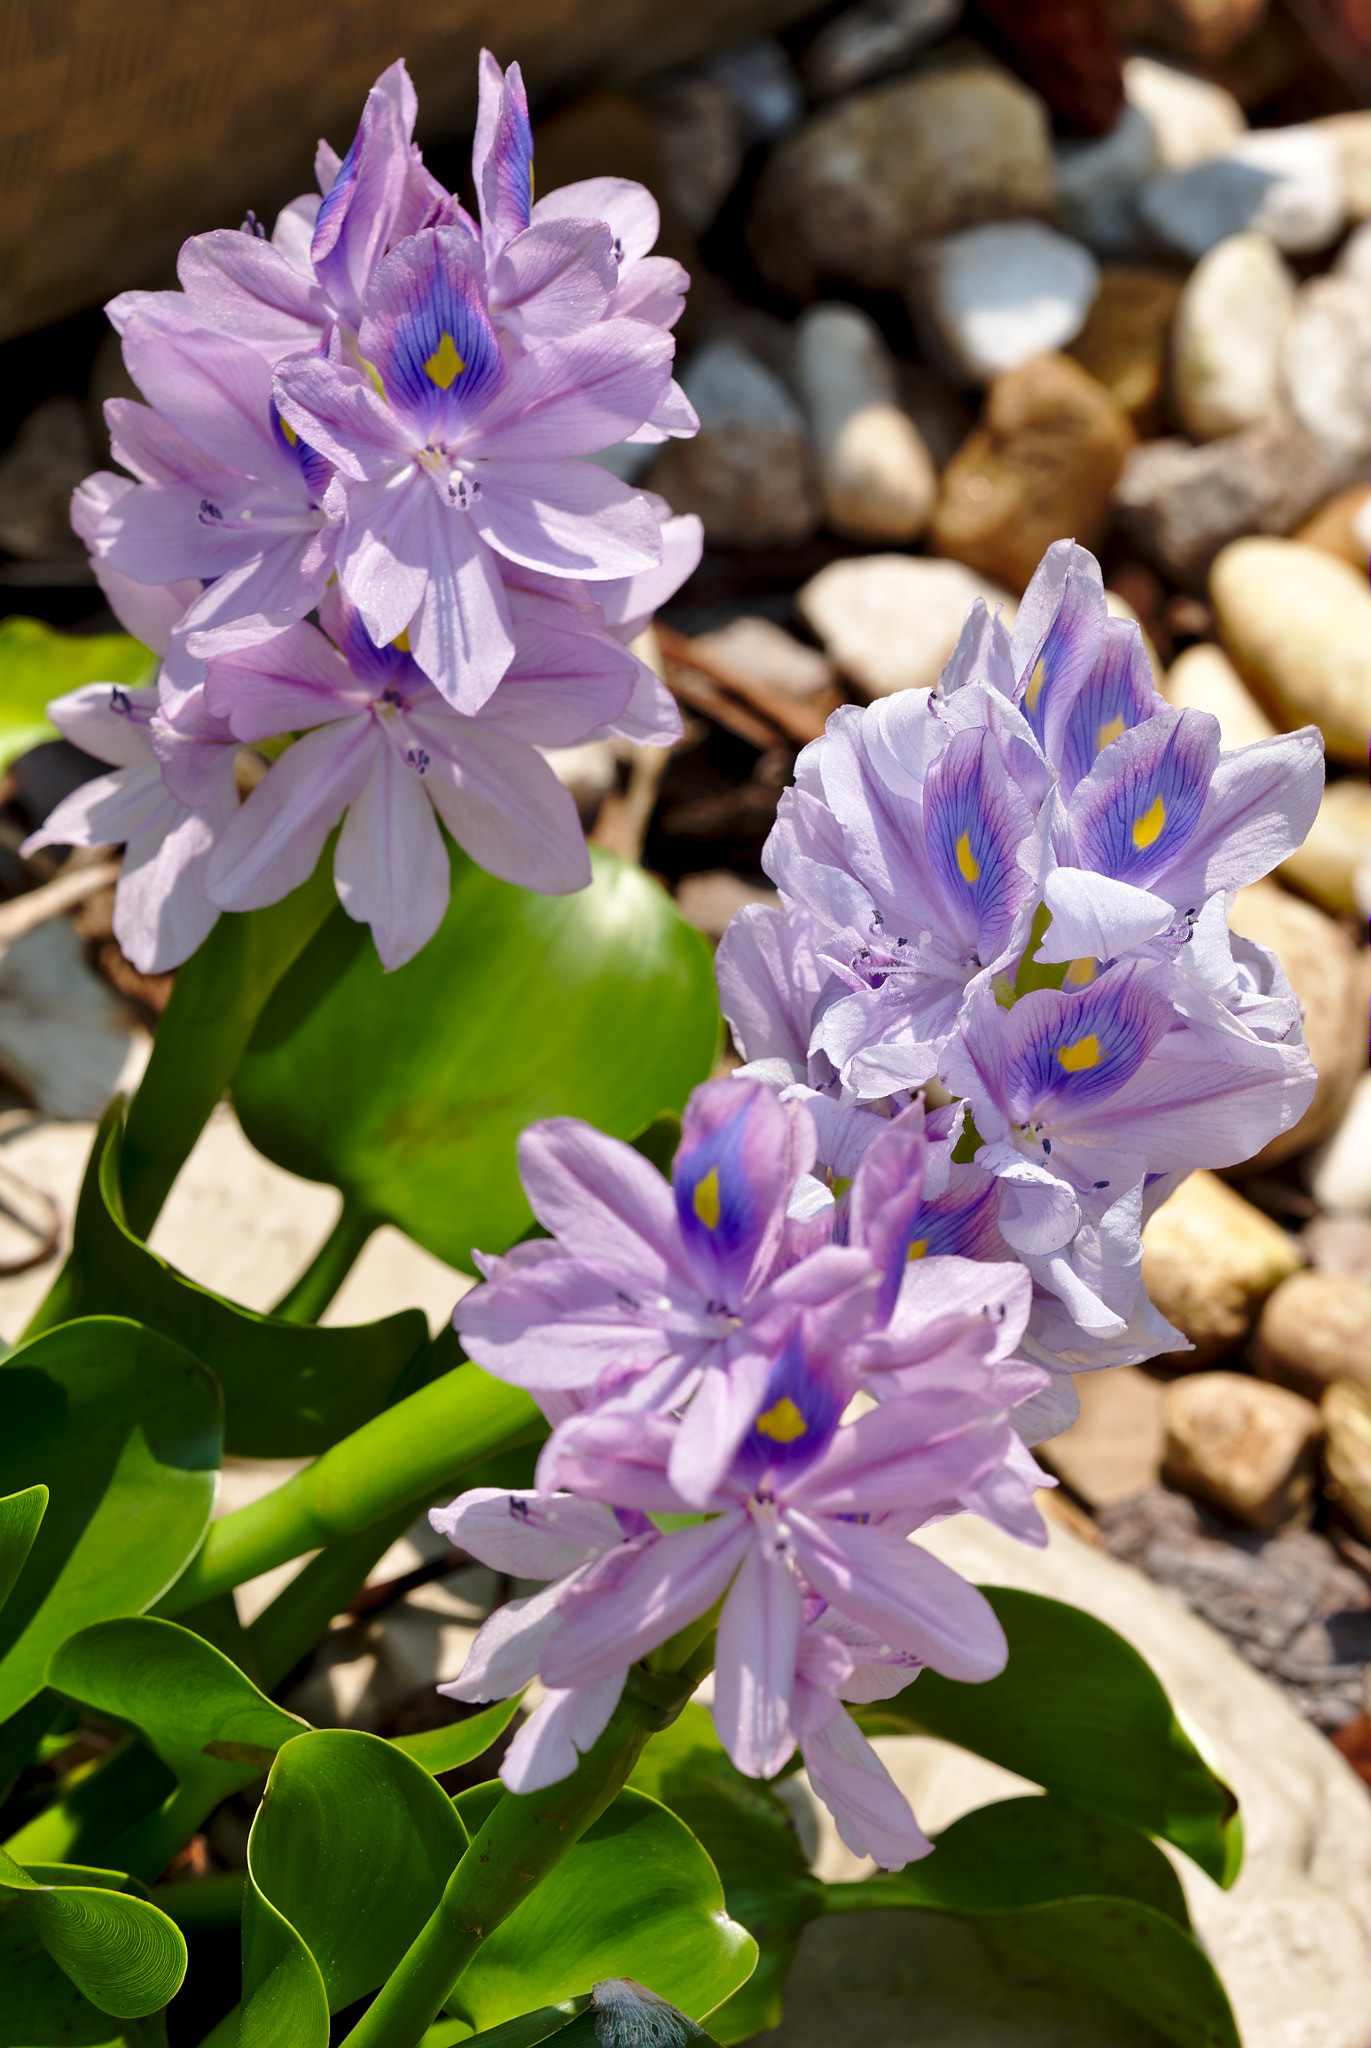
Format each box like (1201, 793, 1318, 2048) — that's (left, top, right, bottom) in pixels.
(155, 1365, 541, 1614)
(120, 858, 337, 1238)
(341, 1664, 700, 2048)
(271, 1197, 378, 1325)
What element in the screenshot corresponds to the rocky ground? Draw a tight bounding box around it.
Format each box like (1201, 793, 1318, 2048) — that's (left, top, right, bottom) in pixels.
(0, 1, 1368, 2040)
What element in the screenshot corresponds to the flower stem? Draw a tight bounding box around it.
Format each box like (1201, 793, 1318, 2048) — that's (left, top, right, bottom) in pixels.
(154, 1364, 542, 1614)
(340, 1665, 699, 2048)
(271, 1196, 379, 1324)
(120, 857, 338, 1239)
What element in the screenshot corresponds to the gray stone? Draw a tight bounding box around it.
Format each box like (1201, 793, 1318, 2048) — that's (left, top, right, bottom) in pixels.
(1097, 1485, 1371, 1733)
(649, 75, 743, 234)
(1054, 103, 1162, 256)
(797, 554, 1015, 699)
(1171, 231, 1296, 442)
(909, 220, 1100, 383)
(792, 303, 937, 540)
(702, 38, 803, 143)
(1139, 124, 1347, 260)
(646, 341, 820, 549)
(800, 0, 962, 100)
(1280, 274, 1371, 476)
(746, 56, 1055, 298)
(0, 918, 149, 1123)
(0, 397, 95, 562)
(1112, 423, 1350, 588)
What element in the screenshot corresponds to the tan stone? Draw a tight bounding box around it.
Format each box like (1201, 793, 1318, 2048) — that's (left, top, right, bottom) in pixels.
(746, 56, 1055, 298)
(1255, 1270, 1371, 1402)
(931, 353, 1134, 595)
(1279, 778, 1371, 919)
(1323, 1379, 1371, 1543)
(1065, 266, 1185, 432)
(1295, 483, 1371, 571)
(1171, 231, 1296, 442)
(1042, 1365, 1167, 1508)
(1163, 1369, 1324, 1529)
(1162, 641, 1276, 750)
(1229, 879, 1369, 1164)
(796, 555, 1017, 700)
(1210, 537, 1371, 764)
(1313, 112, 1371, 222)
(793, 304, 937, 542)
(1141, 1169, 1304, 1363)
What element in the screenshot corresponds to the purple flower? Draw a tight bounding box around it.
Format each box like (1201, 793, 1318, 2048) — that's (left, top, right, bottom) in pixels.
(273, 225, 673, 712)
(198, 584, 637, 967)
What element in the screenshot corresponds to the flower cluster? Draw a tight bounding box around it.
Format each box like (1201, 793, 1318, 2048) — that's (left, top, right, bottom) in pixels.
(436, 1076, 1051, 1867)
(25, 55, 700, 970)
(717, 540, 1322, 1397)
(432, 539, 1322, 1863)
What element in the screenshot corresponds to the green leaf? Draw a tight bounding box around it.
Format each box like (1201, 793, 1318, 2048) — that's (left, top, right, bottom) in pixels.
(446, 1782, 757, 2031)
(233, 848, 720, 1273)
(0, 1845, 185, 2019)
(856, 1587, 1240, 1886)
(242, 1728, 470, 2035)
(29, 1103, 428, 1457)
(0, 617, 152, 773)
(45, 1617, 308, 1880)
(390, 1696, 523, 1776)
(628, 1704, 820, 2041)
(0, 1319, 220, 1723)
(0, 1485, 47, 1612)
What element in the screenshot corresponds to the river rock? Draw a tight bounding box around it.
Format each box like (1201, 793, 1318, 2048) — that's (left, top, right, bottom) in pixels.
(1302, 1211, 1371, 1277)
(0, 397, 95, 561)
(1140, 124, 1347, 260)
(1141, 1168, 1304, 1364)
(1336, 216, 1371, 290)
(1210, 538, 1371, 763)
(1171, 231, 1295, 441)
(1314, 110, 1371, 221)
(908, 220, 1099, 383)
(1296, 483, 1371, 571)
(1162, 642, 1276, 749)
(1163, 1370, 1324, 1531)
(1065, 266, 1184, 428)
(1228, 878, 1369, 1163)
(1324, 1381, 1371, 1543)
(1279, 274, 1371, 477)
(648, 74, 744, 233)
(1123, 52, 1247, 168)
(1055, 54, 1246, 253)
(647, 340, 820, 549)
(1279, 779, 1371, 919)
(1042, 1364, 1167, 1508)
(931, 351, 1133, 593)
(1103, 0, 1266, 60)
(800, 0, 963, 99)
(689, 616, 837, 703)
(1310, 1072, 1371, 1220)
(1256, 1271, 1371, 1403)
(746, 56, 1055, 297)
(797, 554, 1016, 699)
(1114, 423, 1349, 587)
(792, 304, 937, 541)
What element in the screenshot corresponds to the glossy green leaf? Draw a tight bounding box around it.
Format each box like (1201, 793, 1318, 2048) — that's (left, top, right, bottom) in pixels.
(45, 1617, 307, 1879)
(446, 1782, 757, 2031)
(0, 617, 152, 773)
(0, 1846, 185, 2019)
(0, 1319, 220, 1722)
(629, 1704, 820, 2041)
(390, 1696, 523, 1776)
(857, 1587, 1240, 1885)
(233, 848, 719, 1273)
(0, 1485, 47, 1612)
(242, 1728, 470, 2037)
(29, 1104, 428, 1457)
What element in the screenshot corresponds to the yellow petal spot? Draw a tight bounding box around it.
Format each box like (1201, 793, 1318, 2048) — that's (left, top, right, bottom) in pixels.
(278, 412, 298, 448)
(692, 1167, 721, 1230)
(906, 1237, 928, 1261)
(1096, 713, 1125, 753)
(756, 1396, 807, 1443)
(1064, 957, 1099, 989)
(829, 1174, 852, 1201)
(1132, 794, 1166, 849)
(1057, 1033, 1103, 1072)
(392, 628, 411, 653)
(1024, 657, 1047, 713)
(360, 357, 387, 399)
(424, 331, 466, 389)
(955, 831, 980, 884)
